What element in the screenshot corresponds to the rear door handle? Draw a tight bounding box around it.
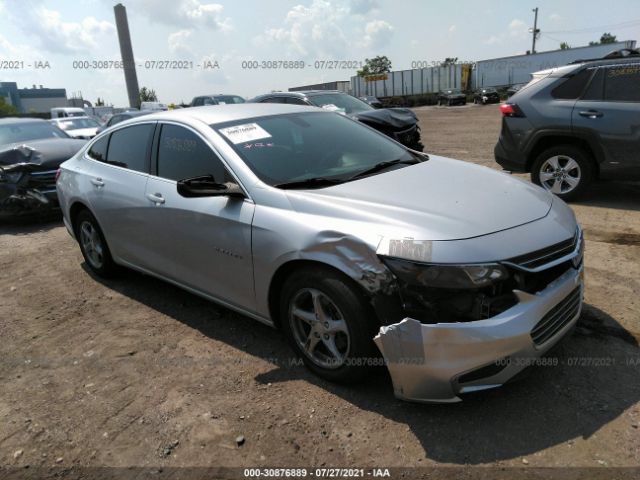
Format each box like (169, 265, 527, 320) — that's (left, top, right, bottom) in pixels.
(146, 192, 165, 205)
(579, 110, 603, 118)
(90, 178, 104, 187)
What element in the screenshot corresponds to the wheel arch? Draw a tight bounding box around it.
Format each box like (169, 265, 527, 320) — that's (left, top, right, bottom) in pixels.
(525, 133, 601, 177)
(267, 257, 402, 330)
(69, 201, 92, 237)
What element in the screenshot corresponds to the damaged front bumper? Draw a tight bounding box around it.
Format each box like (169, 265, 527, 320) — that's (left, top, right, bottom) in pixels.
(374, 264, 584, 403)
(0, 168, 59, 219)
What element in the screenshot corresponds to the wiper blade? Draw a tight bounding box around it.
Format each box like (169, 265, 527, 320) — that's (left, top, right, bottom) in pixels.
(348, 158, 419, 181)
(274, 177, 344, 189)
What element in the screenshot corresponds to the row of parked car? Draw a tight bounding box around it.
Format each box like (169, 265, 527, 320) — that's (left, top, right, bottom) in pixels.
(2, 47, 639, 220)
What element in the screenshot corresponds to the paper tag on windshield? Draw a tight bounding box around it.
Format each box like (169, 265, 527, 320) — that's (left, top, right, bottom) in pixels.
(219, 123, 272, 144)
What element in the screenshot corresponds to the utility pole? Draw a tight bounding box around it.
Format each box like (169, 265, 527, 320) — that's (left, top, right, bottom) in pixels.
(530, 7, 540, 54)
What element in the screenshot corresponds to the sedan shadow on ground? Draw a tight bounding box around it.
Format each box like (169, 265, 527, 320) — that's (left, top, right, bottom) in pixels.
(86, 266, 639, 465)
(0, 215, 63, 236)
(571, 180, 640, 212)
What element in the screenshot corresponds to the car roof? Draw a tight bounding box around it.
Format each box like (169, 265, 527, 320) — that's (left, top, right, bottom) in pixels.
(51, 116, 93, 121)
(122, 103, 319, 126)
(0, 117, 47, 125)
(118, 110, 151, 117)
(257, 90, 344, 98)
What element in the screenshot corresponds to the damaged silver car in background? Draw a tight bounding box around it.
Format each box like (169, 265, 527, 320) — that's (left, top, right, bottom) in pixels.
(56, 104, 584, 403)
(0, 118, 86, 219)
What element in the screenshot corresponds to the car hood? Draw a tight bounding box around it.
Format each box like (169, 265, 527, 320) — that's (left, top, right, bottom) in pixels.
(284, 155, 553, 241)
(0, 138, 87, 169)
(352, 108, 418, 129)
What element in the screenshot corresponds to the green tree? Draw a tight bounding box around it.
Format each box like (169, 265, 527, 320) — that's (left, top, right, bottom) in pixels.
(589, 32, 617, 45)
(560, 42, 571, 50)
(0, 97, 18, 116)
(139, 87, 158, 102)
(357, 55, 392, 77)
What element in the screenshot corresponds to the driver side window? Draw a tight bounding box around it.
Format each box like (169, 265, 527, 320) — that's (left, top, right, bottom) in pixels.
(156, 124, 229, 182)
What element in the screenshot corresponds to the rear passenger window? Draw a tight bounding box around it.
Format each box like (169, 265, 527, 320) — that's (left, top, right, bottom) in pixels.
(87, 135, 109, 162)
(582, 68, 604, 100)
(604, 65, 640, 101)
(261, 97, 286, 104)
(551, 68, 593, 99)
(156, 124, 228, 182)
(105, 124, 154, 172)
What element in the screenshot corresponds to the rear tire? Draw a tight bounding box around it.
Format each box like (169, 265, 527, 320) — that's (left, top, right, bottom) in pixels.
(531, 145, 594, 201)
(280, 267, 379, 383)
(74, 209, 117, 277)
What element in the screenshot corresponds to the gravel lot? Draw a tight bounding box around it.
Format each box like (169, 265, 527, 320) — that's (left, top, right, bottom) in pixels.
(1, 104, 639, 476)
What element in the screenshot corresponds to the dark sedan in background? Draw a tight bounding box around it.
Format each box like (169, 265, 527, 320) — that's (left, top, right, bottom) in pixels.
(96, 110, 153, 134)
(251, 90, 424, 151)
(473, 87, 500, 104)
(359, 95, 383, 108)
(437, 89, 467, 106)
(0, 118, 86, 218)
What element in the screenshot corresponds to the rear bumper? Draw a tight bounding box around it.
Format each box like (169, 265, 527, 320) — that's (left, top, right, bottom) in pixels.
(494, 137, 528, 172)
(374, 265, 584, 403)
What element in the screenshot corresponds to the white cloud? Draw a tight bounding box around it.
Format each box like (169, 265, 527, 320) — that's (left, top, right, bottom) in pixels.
(549, 13, 562, 22)
(349, 0, 377, 15)
(362, 20, 394, 48)
(448, 24, 457, 33)
(131, 0, 232, 31)
(485, 18, 529, 45)
(259, 0, 350, 57)
(9, 5, 115, 54)
(508, 18, 528, 38)
(168, 29, 195, 57)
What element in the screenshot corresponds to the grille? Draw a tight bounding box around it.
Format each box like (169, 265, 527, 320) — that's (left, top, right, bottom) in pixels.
(27, 169, 57, 189)
(394, 125, 418, 145)
(531, 287, 581, 345)
(508, 231, 578, 270)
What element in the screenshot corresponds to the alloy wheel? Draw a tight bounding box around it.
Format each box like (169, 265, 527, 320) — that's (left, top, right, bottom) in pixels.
(539, 155, 582, 195)
(80, 220, 104, 269)
(288, 288, 350, 369)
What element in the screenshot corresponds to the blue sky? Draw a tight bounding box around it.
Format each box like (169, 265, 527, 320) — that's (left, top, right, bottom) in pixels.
(1, 0, 639, 106)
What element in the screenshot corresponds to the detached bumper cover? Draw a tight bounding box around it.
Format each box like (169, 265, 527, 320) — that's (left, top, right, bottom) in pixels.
(374, 265, 583, 403)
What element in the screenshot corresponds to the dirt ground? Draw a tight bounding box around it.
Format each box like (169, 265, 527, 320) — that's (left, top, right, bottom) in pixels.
(1, 104, 639, 477)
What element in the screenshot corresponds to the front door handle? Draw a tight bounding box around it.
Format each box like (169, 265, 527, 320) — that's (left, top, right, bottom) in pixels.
(579, 110, 603, 118)
(146, 192, 165, 205)
(90, 177, 104, 187)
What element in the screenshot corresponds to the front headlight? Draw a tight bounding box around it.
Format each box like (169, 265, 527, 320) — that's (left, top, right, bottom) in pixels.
(381, 257, 509, 289)
(0, 169, 24, 184)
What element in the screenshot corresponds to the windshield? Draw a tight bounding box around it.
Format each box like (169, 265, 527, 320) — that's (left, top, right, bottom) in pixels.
(307, 93, 373, 114)
(213, 95, 245, 104)
(213, 111, 414, 187)
(0, 122, 69, 145)
(56, 118, 99, 130)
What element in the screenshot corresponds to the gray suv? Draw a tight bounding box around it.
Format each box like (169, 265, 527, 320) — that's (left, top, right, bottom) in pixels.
(495, 50, 640, 200)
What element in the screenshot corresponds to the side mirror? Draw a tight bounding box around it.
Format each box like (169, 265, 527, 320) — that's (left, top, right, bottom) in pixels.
(177, 175, 245, 198)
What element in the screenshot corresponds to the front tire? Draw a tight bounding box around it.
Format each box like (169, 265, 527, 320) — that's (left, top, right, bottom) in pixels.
(531, 145, 593, 201)
(280, 267, 379, 383)
(74, 209, 117, 277)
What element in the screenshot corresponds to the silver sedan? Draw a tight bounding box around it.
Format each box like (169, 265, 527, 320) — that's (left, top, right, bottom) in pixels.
(56, 104, 584, 403)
